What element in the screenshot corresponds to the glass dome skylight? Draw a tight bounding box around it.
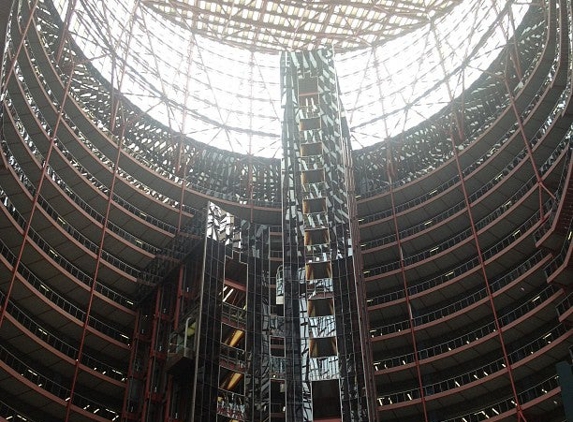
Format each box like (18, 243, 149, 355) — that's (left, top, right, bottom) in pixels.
(54, 0, 529, 157)
(141, 0, 461, 53)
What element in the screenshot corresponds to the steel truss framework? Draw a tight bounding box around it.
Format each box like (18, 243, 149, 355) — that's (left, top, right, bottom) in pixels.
(140, 0, 462, 53)
(0, 0, 573, 421)
(44, 0, 530, 157)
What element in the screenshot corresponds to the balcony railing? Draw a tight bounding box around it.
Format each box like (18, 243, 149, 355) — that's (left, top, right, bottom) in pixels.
(0, 236, 132, 344)
(0, 343, 120, 420)
(2, 291, 127, 382)
(221, 302, 247, 328)
(216, 389, 246, 420)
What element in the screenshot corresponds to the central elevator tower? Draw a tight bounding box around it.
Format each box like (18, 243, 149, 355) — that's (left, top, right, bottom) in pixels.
(280, 48, 378, 422)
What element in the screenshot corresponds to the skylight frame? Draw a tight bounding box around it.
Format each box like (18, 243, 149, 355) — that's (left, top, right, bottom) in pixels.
(53, 0, 530, 157)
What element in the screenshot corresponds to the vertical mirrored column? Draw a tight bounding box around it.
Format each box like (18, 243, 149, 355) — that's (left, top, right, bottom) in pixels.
(281, 48, 376, 421)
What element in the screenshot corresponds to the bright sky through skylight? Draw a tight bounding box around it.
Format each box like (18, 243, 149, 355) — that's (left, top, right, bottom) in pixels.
(55, 0, 528, 157)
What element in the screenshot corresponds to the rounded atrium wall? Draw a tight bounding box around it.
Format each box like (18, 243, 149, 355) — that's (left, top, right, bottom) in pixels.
(0, 0, 572, 421)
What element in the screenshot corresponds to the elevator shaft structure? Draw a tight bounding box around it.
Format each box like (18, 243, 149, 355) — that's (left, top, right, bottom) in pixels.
(280, 48, 377, 422)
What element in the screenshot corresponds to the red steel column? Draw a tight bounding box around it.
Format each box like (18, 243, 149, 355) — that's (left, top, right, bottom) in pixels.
(2, 0, 39, 89)
(63, 119, 129, 421)
(503, 76, 556, 216)
(386, 141, 429, 422)
(429, 9, 529, 419)
(447, 109, 528, 422)
(63, 1, 142, 417)
(0, 42, 76, 329)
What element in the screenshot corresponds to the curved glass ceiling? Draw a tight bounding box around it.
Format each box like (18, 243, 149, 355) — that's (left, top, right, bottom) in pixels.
(141, 0, 461, 53)
(55, 0, 529, 157)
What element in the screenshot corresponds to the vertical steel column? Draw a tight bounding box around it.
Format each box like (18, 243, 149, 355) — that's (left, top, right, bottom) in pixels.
(280, 50, 306, 422)
(428, 9, 530, 419)
(0, 31, 76, 330)
(244, 50, 272, 422)
(54, 0, 77, 64)
(62, 0, 142, 416)
(245, 222, 271, 422)
(163, 35, 195, 422)
(342, 123, 379, 422)
(446, 103, 528, 422)
(162, 267, 187, 422)
(121, 307, 144, 421)
(1, 0, 39, 91)
(173, 266, 185, 342)
(63, 118, 128, 421)
(190, 206, 227, 422)
(63, 0, 144, 416)
(385, 140, 429, 422)
(503, 76, 556, 216)
(140, 287, 163, 421)
(248, 51, 255, 223)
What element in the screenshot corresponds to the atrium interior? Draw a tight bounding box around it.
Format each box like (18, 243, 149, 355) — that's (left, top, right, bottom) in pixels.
(0, 0, 573, 421)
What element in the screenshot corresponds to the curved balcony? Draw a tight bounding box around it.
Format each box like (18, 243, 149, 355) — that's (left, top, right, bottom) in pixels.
(376, 316, 569, 383)
(371, 252, 552, 367)
(2, 93, 164, 257)
(0, 343, 121, 421)
(357, 2, 555, 202)
(0, 180, 143, 304)
(0, 237, 132, 347)
(365, 192, 551, 298)
(0, 156, 150, 283)
(0, 397, 39, 422)
(4, 43, 202, 228)
(17, 0, 282, 209)
(556, 292, 573, 323)
(358, 7, 565, 234)
(361, 116, 571, 266)
(1, 291, 127, 385)
(1, 75, 176, 258)
(377, 328, 568, 410)
(436, 375, 561, 422)
(371, 277, 559, 344)
(360, 81, 570, 272)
